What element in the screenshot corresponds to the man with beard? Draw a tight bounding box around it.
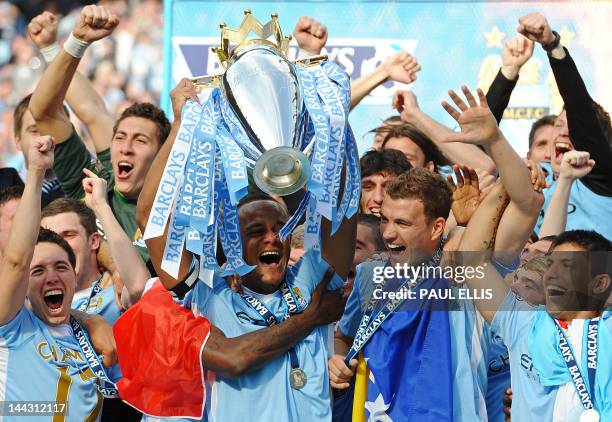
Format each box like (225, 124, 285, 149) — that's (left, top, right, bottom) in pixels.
(132, 76, 356, 421)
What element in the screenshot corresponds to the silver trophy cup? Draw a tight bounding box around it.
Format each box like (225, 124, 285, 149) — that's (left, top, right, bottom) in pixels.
(221, 44, 311, 196)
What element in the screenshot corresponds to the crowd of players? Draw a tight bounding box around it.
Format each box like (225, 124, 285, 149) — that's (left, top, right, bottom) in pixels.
(0, 4, 610, 422)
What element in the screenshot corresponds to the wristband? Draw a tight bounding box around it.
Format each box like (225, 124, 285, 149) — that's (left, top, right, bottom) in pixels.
(542, 30, 561, 52)
(170, 255, 200, 299)
(63, 32, 90, 58)
(40, 42, 61, 63)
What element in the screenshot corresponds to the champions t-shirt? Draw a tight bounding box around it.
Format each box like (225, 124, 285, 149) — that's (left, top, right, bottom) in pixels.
(0, 307, 121, 421)
(338, 260, 490, 421)
(145, 249, 343, 422)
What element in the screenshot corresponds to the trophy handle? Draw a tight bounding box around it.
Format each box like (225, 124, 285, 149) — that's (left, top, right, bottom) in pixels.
(191, 74, 223, 89)
(293, 54, 328, 68)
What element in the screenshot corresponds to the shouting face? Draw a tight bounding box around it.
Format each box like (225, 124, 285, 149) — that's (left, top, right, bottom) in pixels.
(28, 242, 77, 325)
(111, 116, 161, 200)
(239, 200, 291, 293)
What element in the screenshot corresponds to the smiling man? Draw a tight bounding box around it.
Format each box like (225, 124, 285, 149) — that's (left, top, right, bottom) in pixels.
(359, 149, 411, 217)
(27, 6, 170, 262)
(130, 77, 356, 421)
(0, 134, 121, 421)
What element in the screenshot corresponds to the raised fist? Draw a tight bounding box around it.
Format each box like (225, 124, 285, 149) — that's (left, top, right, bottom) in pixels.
(73, 5, 119, 43)
(517, 13, 555, 46)
(381, 51, 420, 85)
(501, 35, 534, 80)
(293, 16, 328, 55)
(27, 12, 58, 49)
(170, 78, 199, 122)
(28, 135, 55, 174)
(559, 150, 595, 181)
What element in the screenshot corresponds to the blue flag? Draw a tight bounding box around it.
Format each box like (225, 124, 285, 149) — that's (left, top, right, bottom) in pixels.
(363, 276, 454, 422)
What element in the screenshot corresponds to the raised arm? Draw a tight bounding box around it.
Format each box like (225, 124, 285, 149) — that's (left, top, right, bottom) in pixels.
(351, 52, 420, 110)
(83, 168, 149, 306)
(539, 150, 595, 237)
(442, 86, 545, 264)
(518, 13, 612, 192)
(0, 136, 54, 325)
(456, 180, 510, 323)
(394, 90, 496, 174)
(485, 35, 534, 123)
(28, 11, 114, 152)
(137, 79, 199, 289)
(29, 6, 118, 145)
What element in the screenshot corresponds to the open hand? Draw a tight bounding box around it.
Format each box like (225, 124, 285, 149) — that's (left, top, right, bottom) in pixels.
(441, 86, 500, 146)
(447, 165, 482, 226)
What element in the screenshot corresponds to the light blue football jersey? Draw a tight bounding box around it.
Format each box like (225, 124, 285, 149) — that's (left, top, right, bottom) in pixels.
(71, 278, 121, 325)
(145, 249, 343, 422)
(339, 260, 490, 421)
(535, 162, 612, 240)
(0, 307, 121, 422)
(492, 291, 562, 421)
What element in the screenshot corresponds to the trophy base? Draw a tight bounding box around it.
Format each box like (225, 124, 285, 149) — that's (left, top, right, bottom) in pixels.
(253, 147, 311, 196)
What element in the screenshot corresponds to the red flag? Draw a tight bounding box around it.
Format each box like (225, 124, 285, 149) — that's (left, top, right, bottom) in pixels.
(113, 280, 211, 419)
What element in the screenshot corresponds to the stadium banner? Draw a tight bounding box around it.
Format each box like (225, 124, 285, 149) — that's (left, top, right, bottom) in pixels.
(162, 0, 612, 156)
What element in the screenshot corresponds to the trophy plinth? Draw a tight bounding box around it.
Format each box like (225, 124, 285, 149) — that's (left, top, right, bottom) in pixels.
(253, 146, 310, 196)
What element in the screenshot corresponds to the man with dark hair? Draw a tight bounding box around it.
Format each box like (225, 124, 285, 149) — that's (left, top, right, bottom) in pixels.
(41, 195, 150, 324)
(332, 167, 492, 421)
(381, 123, 451, 172)
(344, 213, 386, 295)
(527, 114, 556, 163)
(359, 148, 411, 217)
(27, 6, 170, 262)
(0, 132, 122, 421)
(128, 75, 357, 421)
(368, 115, 403, 151)
(486, 13, 612, 240)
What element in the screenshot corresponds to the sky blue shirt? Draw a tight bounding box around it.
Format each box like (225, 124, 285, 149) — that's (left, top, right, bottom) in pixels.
(72, 281, 121, 325)
(0, 307, 121, 421)
(339, 261, 489, 420)
(145, 249, 343, 422)
(536, 162, 612, 240)
(492, 291, 562, 421)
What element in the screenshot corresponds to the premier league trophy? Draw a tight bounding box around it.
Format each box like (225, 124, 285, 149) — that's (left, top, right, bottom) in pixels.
(144, 10, 360, 278)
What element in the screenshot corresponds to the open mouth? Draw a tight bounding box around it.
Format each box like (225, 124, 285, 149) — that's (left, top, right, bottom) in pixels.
(259, 250, 281, 266)
(386, 243, 406, 253)
(116, 161, 134, 179)
(369, 207, 381, 217)
(554, 142, 572, 159)
(44, 289, 64, 310)
(547, 285, 567, 297)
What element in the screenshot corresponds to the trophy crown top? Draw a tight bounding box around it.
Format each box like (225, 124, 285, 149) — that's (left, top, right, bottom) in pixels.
(214, 10, 292, 67)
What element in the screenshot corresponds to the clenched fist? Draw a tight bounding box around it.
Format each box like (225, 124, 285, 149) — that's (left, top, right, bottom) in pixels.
(293, 16, 328, 56)
(517, 13, 554, 46)
(72, 5, 119, 43)
(28, 12, 58, 49)
(28, 135, 55, 174)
